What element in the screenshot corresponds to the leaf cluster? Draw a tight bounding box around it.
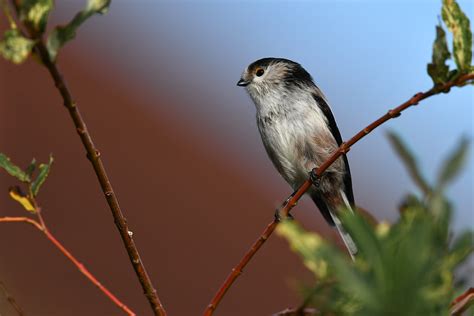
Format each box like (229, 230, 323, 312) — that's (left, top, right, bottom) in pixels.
(277, 135, 472, 316)
(0, 0, 111, 64)
(0, 153, 53, 212)
(427, 0, 473, 85)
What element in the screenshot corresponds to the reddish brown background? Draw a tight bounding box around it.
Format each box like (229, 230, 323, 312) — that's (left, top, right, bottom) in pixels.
(0, 15, 345, 314)
(1, 2, 472, 316)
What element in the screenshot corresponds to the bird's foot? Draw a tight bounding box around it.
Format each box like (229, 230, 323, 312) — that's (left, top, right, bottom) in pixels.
(274, 208, 294, 222)
(309, 169, 321, 188)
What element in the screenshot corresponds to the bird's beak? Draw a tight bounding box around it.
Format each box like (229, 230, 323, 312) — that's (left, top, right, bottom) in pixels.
(237, 78, 250, 87)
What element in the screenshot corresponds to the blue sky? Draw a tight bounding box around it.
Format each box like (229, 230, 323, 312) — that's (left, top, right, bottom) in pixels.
(63, 0, 473, 229)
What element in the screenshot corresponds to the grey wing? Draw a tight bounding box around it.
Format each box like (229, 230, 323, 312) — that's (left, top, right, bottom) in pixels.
(311, 91, 355, 206)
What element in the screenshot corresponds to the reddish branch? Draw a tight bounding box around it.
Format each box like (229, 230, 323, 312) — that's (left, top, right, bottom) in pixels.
(0, 280, 25, 316)
(203, 73, 474, 315)
(0, 216, 135, 315)
(450, 287, 474, 315)
(5, 2, 167, 313)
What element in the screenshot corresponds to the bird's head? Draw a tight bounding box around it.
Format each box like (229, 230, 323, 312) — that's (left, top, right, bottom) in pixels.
(237, 58, 313, 97)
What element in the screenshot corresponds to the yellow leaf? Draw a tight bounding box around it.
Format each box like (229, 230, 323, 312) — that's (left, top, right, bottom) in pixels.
(9, 187, 35, 212)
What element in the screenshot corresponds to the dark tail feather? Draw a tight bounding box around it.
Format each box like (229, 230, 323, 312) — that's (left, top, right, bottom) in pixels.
(310, 191, 358, 260)
(310, 192, 336, 226)
(328, 208, 358, 260)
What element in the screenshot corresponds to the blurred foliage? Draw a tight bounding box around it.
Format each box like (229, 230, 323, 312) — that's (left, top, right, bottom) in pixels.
(428, 0, 473, 85)
(0, 153, 53, 212)
(278, 1, 474, 313)
(18, 0, 53, 33)
(0, 0, 111, 63)
(386, 133, 431, 195)
(46, 0, 110, 61)
(277, 134, 472, 315)
(31, 155, 53, 196)
(0, 28, 34, 64)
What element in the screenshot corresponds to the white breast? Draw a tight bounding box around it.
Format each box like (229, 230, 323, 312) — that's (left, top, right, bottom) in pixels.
(253, 88, 335, 188)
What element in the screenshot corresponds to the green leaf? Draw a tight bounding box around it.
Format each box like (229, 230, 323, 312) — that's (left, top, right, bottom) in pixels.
(0, 29, 34, 64)
(436, 137, 469, 189)
(31, 155, 53, 196)
(446, 230, 474, 269)
(427, 25, 451, 85)
(387, 132, 431, 195)
(0, 153, 30, 182)
(442, 0, 472, 72)
(25, 158, 36, 178)
(86, 0, 111, 14)
(277, 220, 330, 279)
(19, 0, 54, 33)
(46, 0, 111, 61)
(426, 192, 452, 243)
(46, 26, 73, 61)
(279, 137, 471, 315)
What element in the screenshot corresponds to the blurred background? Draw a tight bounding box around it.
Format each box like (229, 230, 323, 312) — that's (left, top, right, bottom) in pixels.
(0, 0, 472, 315)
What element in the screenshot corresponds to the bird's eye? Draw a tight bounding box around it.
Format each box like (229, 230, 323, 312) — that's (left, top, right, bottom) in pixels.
(256, 68, 264, 77)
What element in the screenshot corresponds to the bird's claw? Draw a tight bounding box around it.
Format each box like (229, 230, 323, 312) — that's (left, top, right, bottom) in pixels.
(274, 208, 294, 222)
(309, 169, 321, 188)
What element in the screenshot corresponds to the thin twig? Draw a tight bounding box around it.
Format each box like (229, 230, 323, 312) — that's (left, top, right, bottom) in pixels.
(5, 2, 166, 313)
(34, 40, 165, 316)
(203, 73, 474, 315)
(37, 47, 165, 315)
(295, 285, 321, 315)
(0, 281, 25, 316)
(450, 287, 474, 315)
(272, 290, 321, 316)
(0, 216, 136, 315)
(272, 307, 318, 316)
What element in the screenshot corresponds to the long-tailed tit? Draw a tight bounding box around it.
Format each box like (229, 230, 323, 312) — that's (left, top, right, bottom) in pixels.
(237, 57, 357, 258)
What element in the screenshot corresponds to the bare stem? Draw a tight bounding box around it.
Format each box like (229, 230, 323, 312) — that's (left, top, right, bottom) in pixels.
(35, 42, 165, 316)
(203, 73, 474, 315)
(0, 216, 136, 315)
(4, 18, 167, 316)
(0, 281, 25, 316)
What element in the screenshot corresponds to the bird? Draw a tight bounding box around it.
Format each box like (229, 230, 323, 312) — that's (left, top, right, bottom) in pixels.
(237, 57, 357, 258)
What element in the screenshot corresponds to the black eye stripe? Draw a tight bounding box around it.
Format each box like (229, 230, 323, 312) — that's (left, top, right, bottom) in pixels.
(256, 68, 264, 77)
